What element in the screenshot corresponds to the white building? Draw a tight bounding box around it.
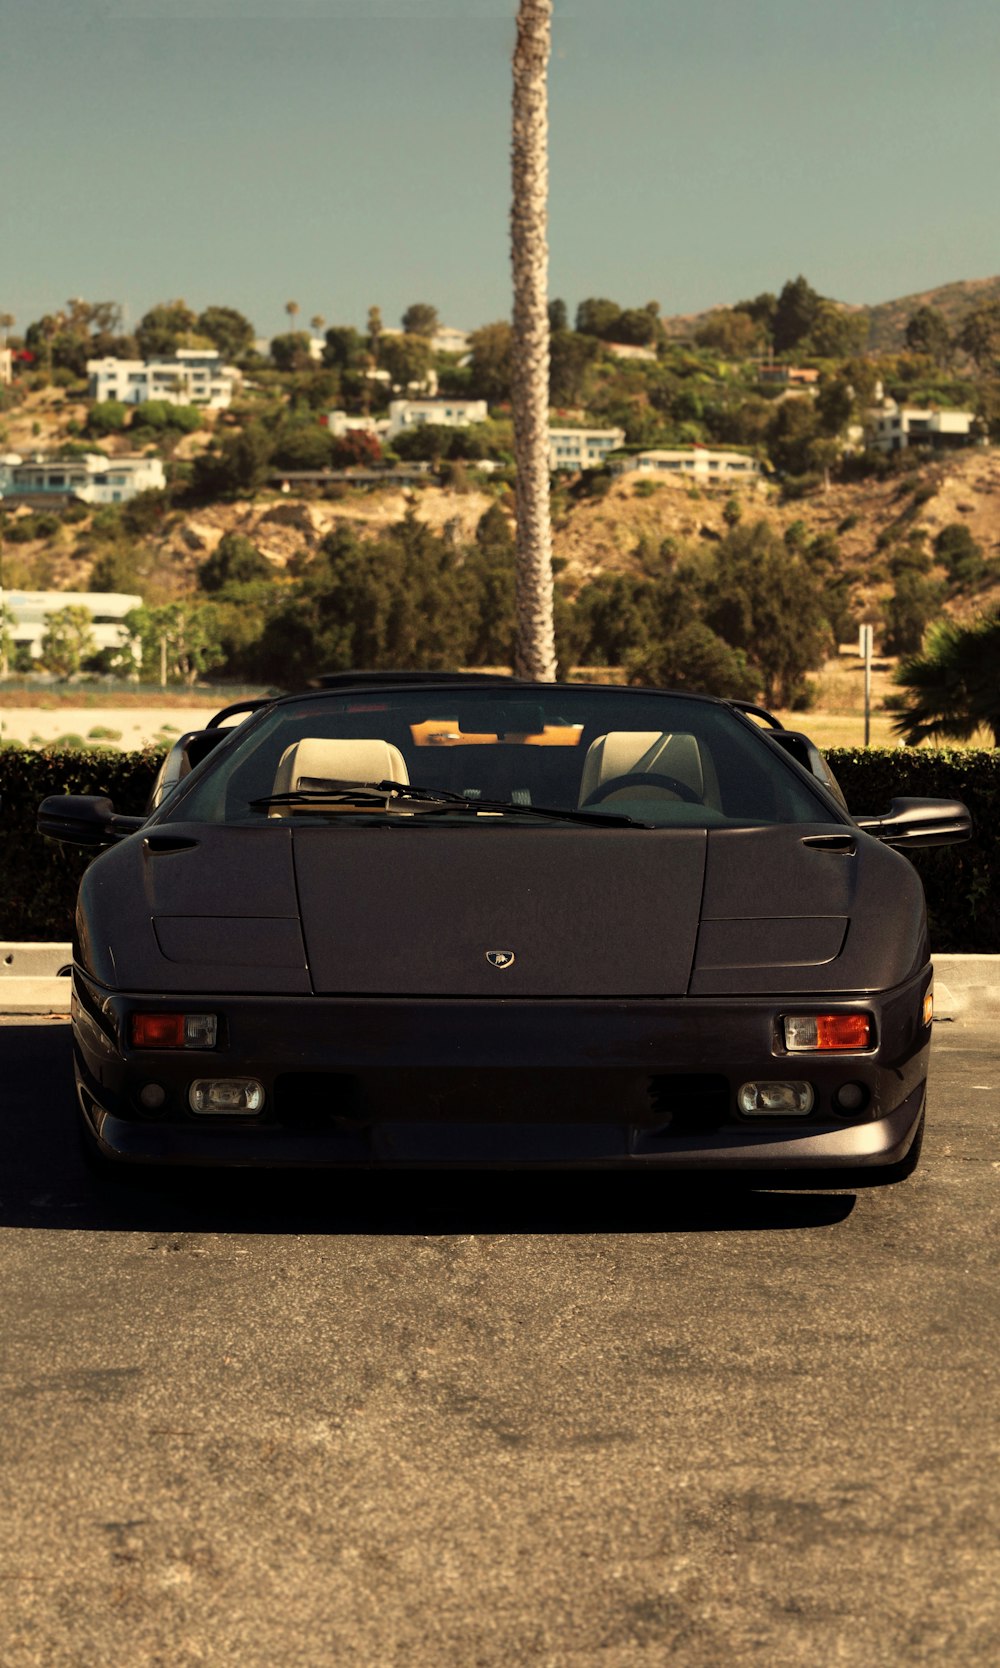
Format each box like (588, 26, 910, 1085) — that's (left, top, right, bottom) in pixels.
(866, 400, 977, 454)
(605, 342, 657, 363)
(4, 591, 142, 660)
(610, 447, 762, 483)
(0, 347, 13, 387)
(431, 326, 471, 357)
(327, 411, 391, 440)
(385, 398, 488, 441)
(548, 426, 626, 470)
(87, 349, 241, 409)
(3, 452, 165, 505)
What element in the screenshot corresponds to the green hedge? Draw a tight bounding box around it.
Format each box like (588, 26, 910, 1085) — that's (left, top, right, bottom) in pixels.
(827, 748, 1000, 952)
(0, 748, 161, 942)
(1, 744, 998, 950)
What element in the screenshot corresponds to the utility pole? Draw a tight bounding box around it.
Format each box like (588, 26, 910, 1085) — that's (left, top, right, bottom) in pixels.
(859, 623, 873, 747)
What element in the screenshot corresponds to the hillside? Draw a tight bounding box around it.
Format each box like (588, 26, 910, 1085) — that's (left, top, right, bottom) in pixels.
(5, 446, 997, 629)
(660, 274, 1000, 351)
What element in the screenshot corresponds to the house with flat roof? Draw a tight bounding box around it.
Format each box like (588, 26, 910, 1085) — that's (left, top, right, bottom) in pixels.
(548, 426, 626, 470)
(385, 398, 488, 440)
(87, 350, 241, 409)
(865, 400, 977, 454)
(4, 590, 142, 660)
(611, 447, 762, 483)
(758, 365, 820, 387)
(3, 452, 165, 505)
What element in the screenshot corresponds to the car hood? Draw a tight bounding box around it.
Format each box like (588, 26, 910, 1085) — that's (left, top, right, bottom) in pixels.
(77, 819, 927, 997)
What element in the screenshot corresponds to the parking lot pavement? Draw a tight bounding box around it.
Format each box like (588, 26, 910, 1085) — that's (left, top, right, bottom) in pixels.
(0, 1017, 996, 1668)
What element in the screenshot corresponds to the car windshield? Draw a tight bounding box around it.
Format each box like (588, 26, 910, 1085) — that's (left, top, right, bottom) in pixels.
(164, 685, 841, 831)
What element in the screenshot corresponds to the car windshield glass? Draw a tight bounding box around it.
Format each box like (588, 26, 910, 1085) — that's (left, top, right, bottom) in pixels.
(164, 686, 840, 830)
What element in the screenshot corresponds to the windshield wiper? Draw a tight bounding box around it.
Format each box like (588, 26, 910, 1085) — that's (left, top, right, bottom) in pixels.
(250, 778, 649, 828)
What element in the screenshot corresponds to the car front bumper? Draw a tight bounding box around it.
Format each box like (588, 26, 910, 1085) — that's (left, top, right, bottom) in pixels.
(72, 967, 932, 1172)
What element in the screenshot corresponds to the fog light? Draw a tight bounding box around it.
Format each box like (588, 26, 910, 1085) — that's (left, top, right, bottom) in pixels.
(784, 1013, 872, 1052)
(189, 1078, 264, 1115)
(139, 1083, 166, 1110)
(738, 1081, 814, 1116)
(834, 1082, 868, 1113)
(131, 1013, 217, 1049)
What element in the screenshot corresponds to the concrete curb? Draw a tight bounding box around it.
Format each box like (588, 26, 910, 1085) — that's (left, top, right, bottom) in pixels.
(932, 955, 1000, 1020)
(0, 944, 997, 1018)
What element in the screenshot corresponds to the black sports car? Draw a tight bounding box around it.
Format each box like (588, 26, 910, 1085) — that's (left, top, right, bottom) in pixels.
(38, 675, 970, 1181)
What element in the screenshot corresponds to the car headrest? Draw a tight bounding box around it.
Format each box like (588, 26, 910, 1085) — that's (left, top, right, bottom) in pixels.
(578, 731, 705, 803)
(272, 738, 410, 798)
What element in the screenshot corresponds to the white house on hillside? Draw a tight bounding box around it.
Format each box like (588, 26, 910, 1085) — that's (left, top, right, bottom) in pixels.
(385, 398, 488, 440)
(0, 347, 12, 387)
(611, 447, 762, 483)
(866, 400, 977, 454)
(87, 349, 241, 409)
(548, 426, 626, 470)
(327, 411, 392, 440)
(2, 452, 165, 504)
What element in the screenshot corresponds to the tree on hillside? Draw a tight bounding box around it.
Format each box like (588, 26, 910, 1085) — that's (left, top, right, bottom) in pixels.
(468, 320, 515, 404)
(380, 332, 433, 390)
(614, 307, 662, 347)
(574, 298, 622, 340)
(701, 520, 832, 705)
(549, 327, 598, 405)
(511, 0, 557, 680)
(310, 314, 326, 337)
(958, 301, 1000, 370)
(136, 300, 198, 357)
(934, 523, 986, 586)
(402, 303, 439, 338)
(547, 298, 568, 332)
(694, 309, 762, 358)
(270, 332, 313, 373)
(322, 325, 366, 371)
(198, 532, 273, 594)
(734, 292, 778, 346)
(803, 302, 869, 359)
(892, 612, 1000, 745)
(629, 621, 759, 701)
(191, 420, 273, 499)
(285, 301, 300, 330)
(197, 306, 255, 361)
(904, 306, 952, 367)
(367, 306, 384, 363)
(772, 276, 823, 354)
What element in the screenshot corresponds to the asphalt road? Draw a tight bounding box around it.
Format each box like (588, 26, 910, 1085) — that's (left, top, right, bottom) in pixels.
(0, 1016, 997, 1668)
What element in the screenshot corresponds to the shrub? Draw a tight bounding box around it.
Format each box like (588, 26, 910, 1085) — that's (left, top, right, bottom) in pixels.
(86, 400, 127, 436)
(0, 747, 162, 940)
(828, 748, 1000, 951)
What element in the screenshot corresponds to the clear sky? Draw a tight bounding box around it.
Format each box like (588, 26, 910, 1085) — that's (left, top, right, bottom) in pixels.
(1, 0, 997, 340)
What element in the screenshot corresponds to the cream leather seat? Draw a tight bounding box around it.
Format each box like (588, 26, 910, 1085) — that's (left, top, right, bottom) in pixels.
(272, 737, 409, 804)
(578, 731, 712, 806)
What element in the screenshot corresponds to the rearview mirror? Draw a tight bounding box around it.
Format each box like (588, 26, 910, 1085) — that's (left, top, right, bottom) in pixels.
(37, 795, 145, 848)
(854, 797, 972, 849)
(457, 702, 546, 737)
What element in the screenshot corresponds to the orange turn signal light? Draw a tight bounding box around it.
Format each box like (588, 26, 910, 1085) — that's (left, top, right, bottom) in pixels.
(784, 1013, 873, 1051)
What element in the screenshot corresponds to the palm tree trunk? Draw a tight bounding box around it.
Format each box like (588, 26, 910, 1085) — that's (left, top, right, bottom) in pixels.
(511, 0, 557, 682)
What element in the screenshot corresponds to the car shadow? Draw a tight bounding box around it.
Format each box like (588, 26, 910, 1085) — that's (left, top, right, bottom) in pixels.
(0, 1022, 856, 1235)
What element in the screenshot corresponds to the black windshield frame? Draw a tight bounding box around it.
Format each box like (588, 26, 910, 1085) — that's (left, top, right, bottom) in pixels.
(151, 682, 849, 832)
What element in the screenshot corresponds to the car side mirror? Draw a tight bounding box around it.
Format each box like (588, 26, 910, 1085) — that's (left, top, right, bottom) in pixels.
(854, 796, 972, 849)
(37, 795, 145, 848)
